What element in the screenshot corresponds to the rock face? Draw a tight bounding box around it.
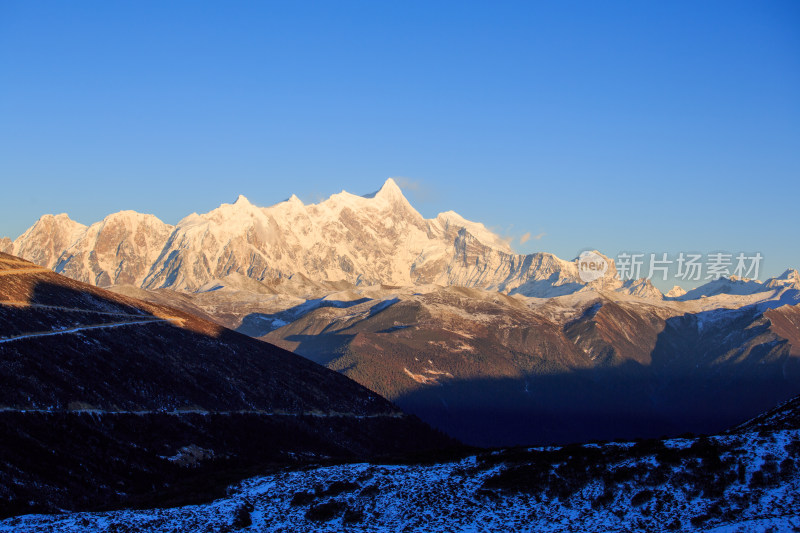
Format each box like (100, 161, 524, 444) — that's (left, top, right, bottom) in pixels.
(3, 179, 643, 297)
(8, 214, 87, 273)
(56, 211, 175, 288)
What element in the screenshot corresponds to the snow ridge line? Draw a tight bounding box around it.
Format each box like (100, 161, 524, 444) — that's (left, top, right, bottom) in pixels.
(0, 319, 168, 344)
(0, 301, 149, 318)
(0, 408, 404, 419)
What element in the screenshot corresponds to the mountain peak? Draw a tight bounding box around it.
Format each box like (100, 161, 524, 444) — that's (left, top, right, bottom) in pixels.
(103, 210, 166, 224)
(665, 285, 687, 298)
(35, 213, 76, 224)
(617, 277, 664, 299)
(379, 177, 402, 194)
(233, 194, 252, 206)
(29, 213, 86, 233)
(363, 178, 405, 201)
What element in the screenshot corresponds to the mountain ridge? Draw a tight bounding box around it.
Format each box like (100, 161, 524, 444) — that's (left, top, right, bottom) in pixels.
(0, 179, 630, 297)
(3, 179, 797, 302)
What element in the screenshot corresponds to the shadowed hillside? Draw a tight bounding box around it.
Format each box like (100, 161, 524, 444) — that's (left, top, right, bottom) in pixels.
(259, 287, 800, 446)
(0, 253, 455, 517)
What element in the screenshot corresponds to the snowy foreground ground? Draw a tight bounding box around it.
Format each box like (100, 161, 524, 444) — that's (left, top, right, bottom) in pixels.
(2, 430, 799, 533)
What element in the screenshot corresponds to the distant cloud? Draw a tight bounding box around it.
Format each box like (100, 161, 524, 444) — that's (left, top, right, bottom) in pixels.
(393, 177, 420, 191)
(520, 231, 545, 244)
(392, 177, 437, 203)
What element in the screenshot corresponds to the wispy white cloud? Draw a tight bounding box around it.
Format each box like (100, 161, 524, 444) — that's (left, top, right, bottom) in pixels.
(520, 231, 545, 244)
(392, 177, 420, 191)
(391, 176, 437, 203)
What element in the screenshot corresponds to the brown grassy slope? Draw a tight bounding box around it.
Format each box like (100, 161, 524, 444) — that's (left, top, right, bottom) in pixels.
(0, 252, 456, 516)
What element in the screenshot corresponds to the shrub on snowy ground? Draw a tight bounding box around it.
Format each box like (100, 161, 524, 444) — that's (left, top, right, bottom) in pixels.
(630, 489, 653, 507)
(358, 484, 380, 498)
(231, 501, 252, 529)
(290, 490, 316, 506)
(321, 480, 360, 496)
(305, 500, 347, 522)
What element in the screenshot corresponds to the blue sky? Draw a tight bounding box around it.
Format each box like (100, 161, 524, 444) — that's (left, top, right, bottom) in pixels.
(1, 1, 798, 289)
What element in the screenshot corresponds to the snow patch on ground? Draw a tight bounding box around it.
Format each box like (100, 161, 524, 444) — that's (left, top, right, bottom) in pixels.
(3, 430, 798, 533)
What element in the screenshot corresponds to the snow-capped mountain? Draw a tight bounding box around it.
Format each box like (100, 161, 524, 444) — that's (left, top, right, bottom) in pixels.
(2, 179, 634, 297)
(618, 277, 663, 300)
(664, 285, 687, 298)
(676, 270, 800, 302)
(677, 275, 767, 300)
(764, 268, 800, 291)
(4, 214, 87, 272)
(58, 211, 174, 287)
(6, 179, 798, 303)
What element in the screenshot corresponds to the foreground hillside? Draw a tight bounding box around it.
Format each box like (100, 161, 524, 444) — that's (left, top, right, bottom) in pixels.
(4, 396, 799, 532)
(0, 253, 452, 517)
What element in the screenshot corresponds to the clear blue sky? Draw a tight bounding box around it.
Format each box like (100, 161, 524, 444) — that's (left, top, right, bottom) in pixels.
(1, 1, 798, 289)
